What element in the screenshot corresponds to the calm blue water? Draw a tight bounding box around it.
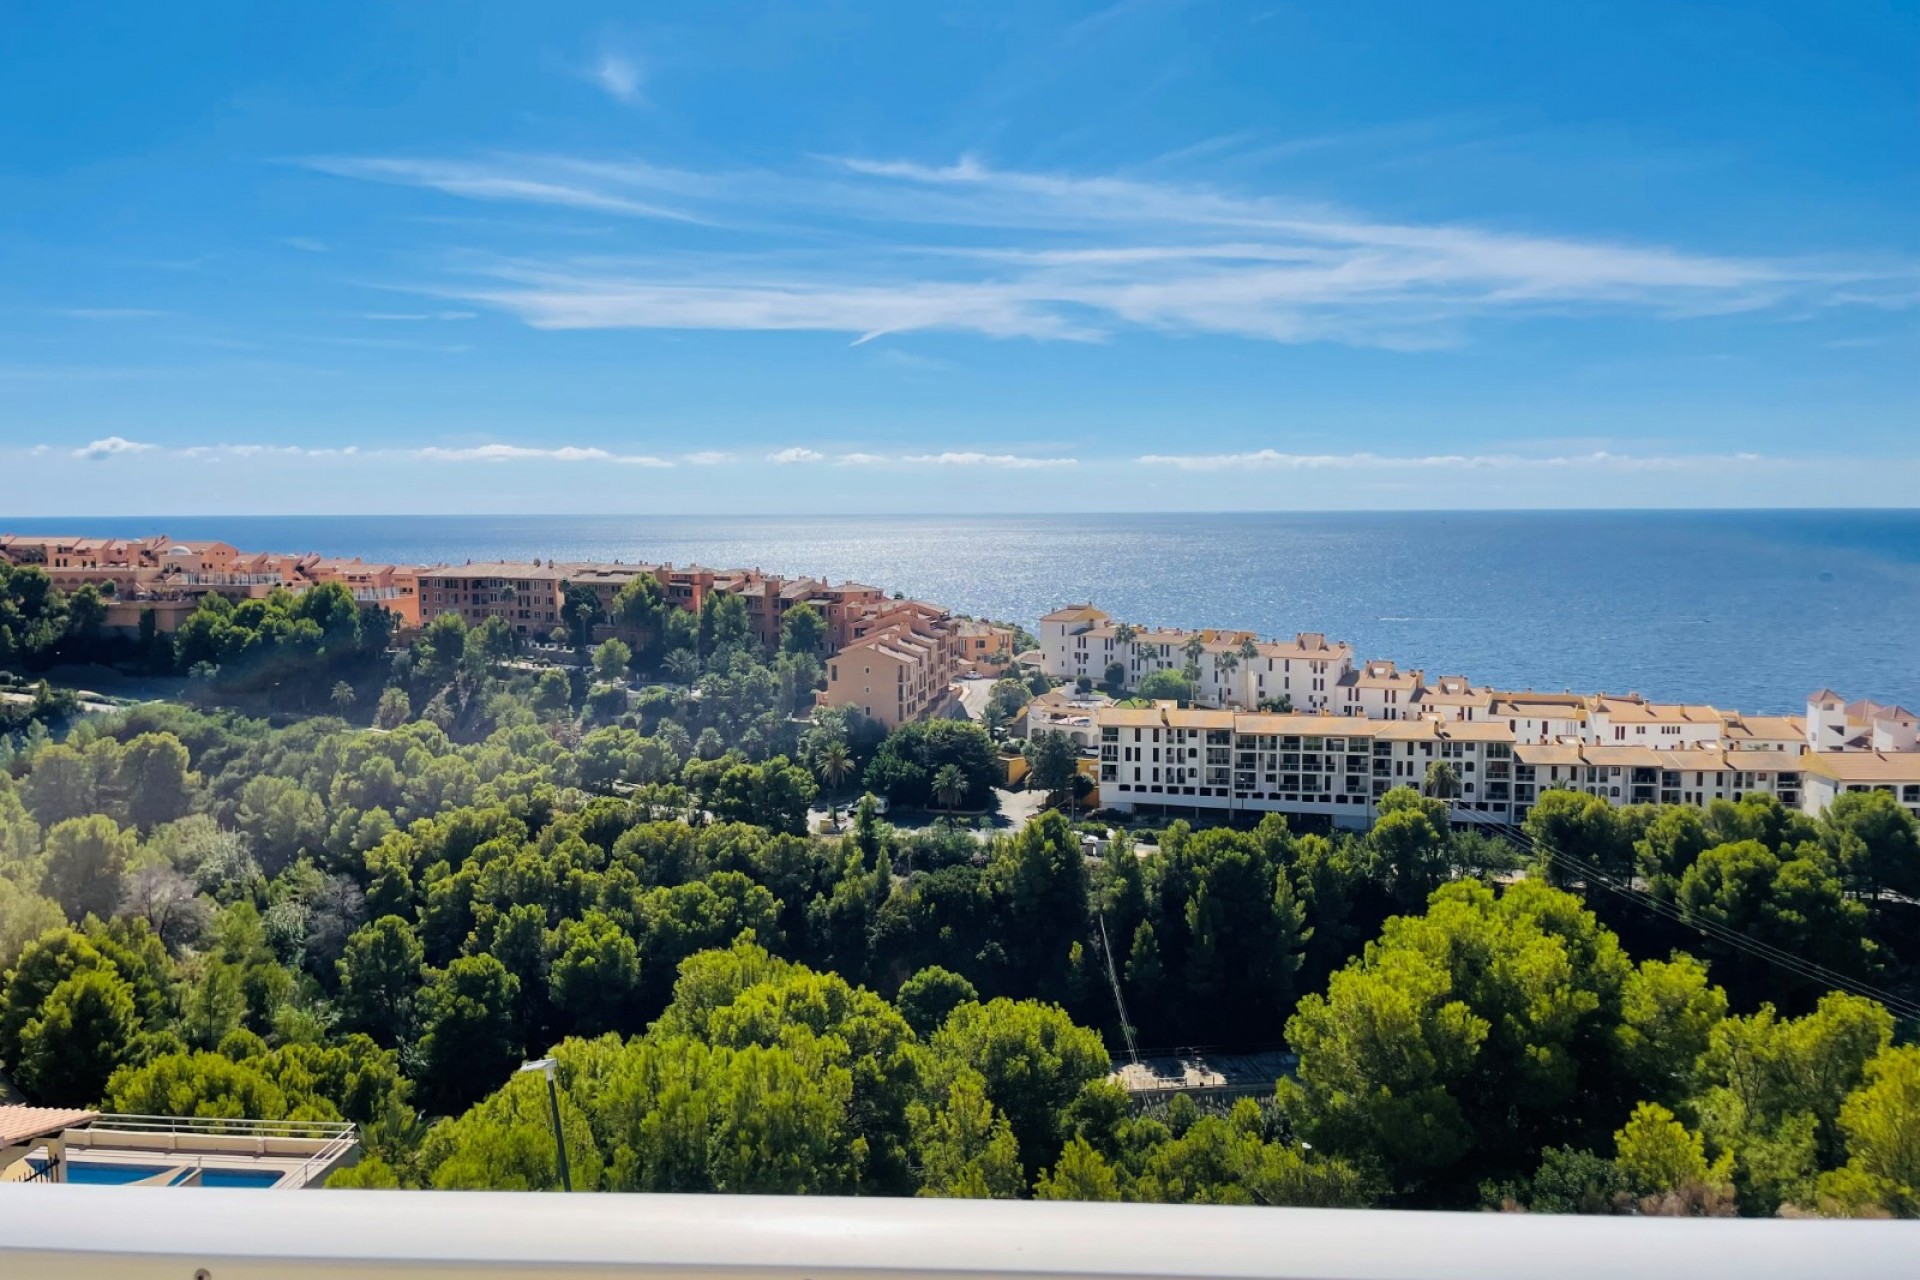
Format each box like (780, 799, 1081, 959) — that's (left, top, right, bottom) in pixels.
(61, 1162, 282, 1187)
(5, 512, 1915, 712)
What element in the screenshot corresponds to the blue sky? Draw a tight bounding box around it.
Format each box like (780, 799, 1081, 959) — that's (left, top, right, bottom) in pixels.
(2, 1, 1914, 514)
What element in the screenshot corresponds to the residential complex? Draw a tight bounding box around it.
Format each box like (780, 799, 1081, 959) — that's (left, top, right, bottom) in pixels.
(1041, 605, 1351, 712)
(1053, 599, 1920, 826)
(822, 599, 970, 728)
(1097, 694, 1920, 828)
(1024, 685, 1114, 749)
(0, 536, 890, 653)
(0, 534, 423, 628)
(2, 530, 1009, 732)
(5, 533, 1909, 822)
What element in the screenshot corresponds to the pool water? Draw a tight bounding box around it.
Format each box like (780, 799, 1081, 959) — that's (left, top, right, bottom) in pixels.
(63, 1162, 283, 1188)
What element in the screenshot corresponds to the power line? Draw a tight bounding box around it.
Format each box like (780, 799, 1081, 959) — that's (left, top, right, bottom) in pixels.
(1492, 818, 1903, 1008)
(1476, 814, 1920, 1021)
(1557, 845, 1920, 1017)
(1506, 827, 1902, 1004)
(1095, 908, 1141, 1066)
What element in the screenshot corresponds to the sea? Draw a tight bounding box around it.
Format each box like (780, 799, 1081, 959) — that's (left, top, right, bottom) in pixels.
(5, 511, 1916, 714)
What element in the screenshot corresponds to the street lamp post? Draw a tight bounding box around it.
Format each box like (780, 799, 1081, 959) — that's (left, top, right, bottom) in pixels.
(518, 1057, 571, 1191)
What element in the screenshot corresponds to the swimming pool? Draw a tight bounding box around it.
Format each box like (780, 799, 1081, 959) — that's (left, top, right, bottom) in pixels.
(63, 1162, 284, 1188)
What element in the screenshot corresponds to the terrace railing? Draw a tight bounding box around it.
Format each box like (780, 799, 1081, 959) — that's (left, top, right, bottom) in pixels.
(84, 1113, 355, 1141)
(1, 1187, 1914, 1280)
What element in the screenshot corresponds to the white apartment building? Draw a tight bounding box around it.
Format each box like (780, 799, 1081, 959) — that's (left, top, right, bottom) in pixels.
(1039, 605, 1352, 712)
(1801, 752, 1920, 818)
(1510, 744, 1805, 812)
(1098, 706, 1520, 829)
(1718, 712, 1808, 754)
(1487, 693, 1590, 742)
(1039, 606, 1119, 686)
(1417, 676, 1494, 722)
(1807, 690, 1919, 753)
(1097, 701, 1917, 828)
(1587, 698, 1728, 748)
(1237, 633, 1349, 713)
(1337, 659, 1424, 720)
(1050, 602, 1917, 824)
(1024, 686, 1113, 750)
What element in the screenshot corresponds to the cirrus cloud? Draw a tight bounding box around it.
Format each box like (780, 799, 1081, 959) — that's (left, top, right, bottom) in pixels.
(301, 150, 1917, 349)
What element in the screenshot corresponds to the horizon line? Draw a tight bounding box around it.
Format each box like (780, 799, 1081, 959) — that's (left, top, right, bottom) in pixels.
(4, 505, 1919, 522)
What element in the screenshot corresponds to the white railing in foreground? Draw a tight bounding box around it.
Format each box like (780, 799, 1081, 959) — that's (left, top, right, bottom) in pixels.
(1, 1187, 1914, 1280)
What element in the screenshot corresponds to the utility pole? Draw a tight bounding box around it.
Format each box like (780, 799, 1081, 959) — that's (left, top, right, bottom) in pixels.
(518, 1058, 571, 1191)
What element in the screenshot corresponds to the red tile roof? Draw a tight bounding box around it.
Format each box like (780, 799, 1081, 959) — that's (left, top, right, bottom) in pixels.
(0, 1105, 97, 1146)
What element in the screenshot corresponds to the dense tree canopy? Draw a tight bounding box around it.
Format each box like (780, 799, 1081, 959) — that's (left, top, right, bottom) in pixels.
(865, 720, 998, 811)
(1, 621, 1915, 1217)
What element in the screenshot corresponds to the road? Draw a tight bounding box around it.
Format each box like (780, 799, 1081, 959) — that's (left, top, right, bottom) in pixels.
(0, 689, 120, 716)
(808, 784, 1055, 843)
(952, 676, 997, 722)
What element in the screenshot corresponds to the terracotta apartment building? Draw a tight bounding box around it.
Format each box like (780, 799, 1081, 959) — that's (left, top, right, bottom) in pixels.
(819, 600, 965, 728)
(5, 530, 976, 732)
(0, 536, 425, 629)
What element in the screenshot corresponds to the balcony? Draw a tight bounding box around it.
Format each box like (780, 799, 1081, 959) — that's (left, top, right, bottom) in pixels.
(3, 1112, 356, 1190)
(0, 1187, 1909, 1279)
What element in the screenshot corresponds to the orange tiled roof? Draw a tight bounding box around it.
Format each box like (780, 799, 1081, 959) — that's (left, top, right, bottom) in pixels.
(0, 1105, 98, 1146)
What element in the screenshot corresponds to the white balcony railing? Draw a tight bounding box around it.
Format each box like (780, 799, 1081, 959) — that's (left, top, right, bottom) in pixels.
(1, 1187, 1914, 1279)
(82, 1113, 356, 1140)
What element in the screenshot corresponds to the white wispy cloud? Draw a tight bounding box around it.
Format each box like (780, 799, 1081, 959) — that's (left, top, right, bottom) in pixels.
(299, 156, 703, 222)
(33, 437, 1069, 471)
(410, 444, 671, 466)
(588, 52, 644, 104)
(301, 149, 1913, 348)
(178, 444, 358, 460)
(17, 441, 1892, 489)
(1137, 449, 1772, 472)
(902, 451, 1077, 468)
(44, 440, 669, 466)
(73, 436, 157, 460)
(283, 237, 329, 253)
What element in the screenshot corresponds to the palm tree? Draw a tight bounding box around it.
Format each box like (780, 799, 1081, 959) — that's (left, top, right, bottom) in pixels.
(664, 648, 700, 684)
(1213, 650, 1240, 702)
(1238, 637, 1259, 663)
(932, 764, 968, 812)
(1181, 634, 1204, 685)
(1425, 760, 1461, 801)
(1113, 621, 1136, 646)
(816, 740, 855, 793)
